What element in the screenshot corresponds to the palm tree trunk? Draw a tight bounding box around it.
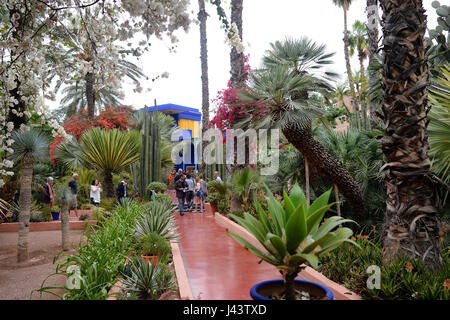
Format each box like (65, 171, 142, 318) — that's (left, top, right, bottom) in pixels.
(366, 0, 380, 114)
(305, 158, 310, 207)
(85, 72, 95, 118)
(198, 0, 210, 175)
(342, 6, 354, 93)
(334, 184, 341, 217)
(282, 126, 365, 216)
(61, 204, 70, 251)
(230, 0, 244, 89)
(17, 159, 34, 262)
(379, 0, 443, 271)
(104, 170, 114, 198)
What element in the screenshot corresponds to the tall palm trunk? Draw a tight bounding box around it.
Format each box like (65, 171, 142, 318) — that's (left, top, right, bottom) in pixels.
(282, 126, 365, 216)
(198, 0, 209, 174)
(366, 0, 379, 114)
(342, 6, 354, 94)
(104, 170, 114, 198)
(61, 200, 70, 251)
(305, 158, 310, 206)
(379, 0, 442, 271)
(85, 72, 95, 118)
(17, 159, 34, 262)
(230, 0, 244, 89)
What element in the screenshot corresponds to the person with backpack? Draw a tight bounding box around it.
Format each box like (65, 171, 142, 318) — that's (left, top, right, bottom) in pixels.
(117, 176, 128, 205)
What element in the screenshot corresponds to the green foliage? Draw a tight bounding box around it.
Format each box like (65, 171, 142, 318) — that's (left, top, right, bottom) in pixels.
(41, 207, 52, 221)
(37, 202, 144, 300)
(134, 201, 179, 242)
(229, 183, 357, 280)
(9, 128, 49, 163)
(318, 234, 450, 300)
(146, 181, 167, 193)
(89, 206, 109, 225)
(120, 258, 176, 300)
(206, 180, 230, 215)
(134, 232, 171, 261)
(100, 198, 117, 212)
(51, 205, 61, 212)
(325, 106, 348, 126)
(231, 167, 262, 212)
(30, 213, 46, 222)
(428, 65, 450, 185)
(152, 193, 172, 206)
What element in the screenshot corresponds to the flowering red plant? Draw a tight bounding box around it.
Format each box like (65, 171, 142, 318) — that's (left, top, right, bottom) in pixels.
(209, 55, 268, 134)
(50, 105, 135, 164)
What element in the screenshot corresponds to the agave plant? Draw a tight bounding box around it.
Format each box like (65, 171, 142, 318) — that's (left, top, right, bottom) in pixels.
(134, 201, 179, 242)
(228, 183, 357, 300)
(121, 258, 176, 299)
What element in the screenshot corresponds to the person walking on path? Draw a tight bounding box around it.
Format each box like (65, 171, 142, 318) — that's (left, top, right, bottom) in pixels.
(168, 169, 176, 189)
(43, 177, 54, 209)
(200, 173, 208, 206)
(214, 171, 223, 183)
(68, 173, 79, 217)
(90, 179, 102, 207)
(194, 176, 205, 212)
(175, 174, 188, 216)
(185, 174, 195, 211)
(117, 176, 128, 205)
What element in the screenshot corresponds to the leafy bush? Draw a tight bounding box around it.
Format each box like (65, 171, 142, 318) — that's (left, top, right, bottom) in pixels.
(37, 202, 144, 300)
(206, 180, 230, 215)
(154, 193, 172, 203)
(100, 198, 117, 212)
(134, 232, 171, 261)
(51, 205, 61, 212)
(318, 233, 450, 300)
(30, 213, 46, 222)
(146, 182, 167, 194)
(120, 258, 176, 300)
(41, 207, 52, 221)
(78, 214, 89, 221)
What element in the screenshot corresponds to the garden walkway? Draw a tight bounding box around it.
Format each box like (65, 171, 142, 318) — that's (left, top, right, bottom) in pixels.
(167, 189, 282, 300)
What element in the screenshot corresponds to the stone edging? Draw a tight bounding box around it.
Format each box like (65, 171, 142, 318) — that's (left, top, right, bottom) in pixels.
(214, 212, 362, 301)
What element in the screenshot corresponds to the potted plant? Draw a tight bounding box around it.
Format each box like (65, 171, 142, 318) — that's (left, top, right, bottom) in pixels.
(135, 232, 171, 267)
(50, 205, 61, 221)
(206, 180, 230, 214)
(228, 183, 358, 300)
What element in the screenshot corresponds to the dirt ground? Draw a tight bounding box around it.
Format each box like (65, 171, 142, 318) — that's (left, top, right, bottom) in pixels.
(0, 229, 87, 300)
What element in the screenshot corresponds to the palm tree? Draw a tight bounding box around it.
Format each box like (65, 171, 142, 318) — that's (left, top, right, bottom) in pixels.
(349, 20, 369, 78)
(231, 167, 262, 212)
(9, 129, 49, 262)
(198, 0, 210, 174)
(332, 0, 355, 92)
(428, 65, 450, 185)
(366, 0, 380, 114)
(230, 0, 244, 88)
(379, 0, 442, 270)
(239, 38, 366, 216)
(57, 128, 141, 197)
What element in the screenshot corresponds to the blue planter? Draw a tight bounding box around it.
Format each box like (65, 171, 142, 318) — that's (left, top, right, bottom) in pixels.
(51, 211, 60, 221)
(250, 279, 334, 300)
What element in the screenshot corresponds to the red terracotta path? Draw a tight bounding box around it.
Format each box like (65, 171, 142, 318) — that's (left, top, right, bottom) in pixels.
(174, 210, 281, 300)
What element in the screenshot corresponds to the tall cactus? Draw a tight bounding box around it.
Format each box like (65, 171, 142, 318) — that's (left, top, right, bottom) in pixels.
(138, 102, 162, 197)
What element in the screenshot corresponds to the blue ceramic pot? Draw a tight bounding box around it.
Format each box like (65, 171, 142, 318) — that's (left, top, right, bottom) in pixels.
(51, 211, 60, 221)
(250, 279, 334, 300)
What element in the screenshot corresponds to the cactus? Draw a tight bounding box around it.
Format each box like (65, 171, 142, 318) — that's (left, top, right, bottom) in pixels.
(137, 102, 162, 197)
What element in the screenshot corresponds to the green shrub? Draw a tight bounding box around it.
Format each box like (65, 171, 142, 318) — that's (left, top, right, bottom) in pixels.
(134, 201, 179, 242)
(30, 213, 46, 222)
(51, 205, 61, 212)
(41, 207, 52, 221)
(134, 232, 171, 262)
(153, 193, 172, 206)
(318, 233, 450, 300)
(146, 182, 167, 194)
(37, 202, 144, 300)
(100, 198, 117, 212)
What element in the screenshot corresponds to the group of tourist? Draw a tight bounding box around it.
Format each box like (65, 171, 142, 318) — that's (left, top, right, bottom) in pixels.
(173, 169, 222, 216)
(40, 169, 221, 218)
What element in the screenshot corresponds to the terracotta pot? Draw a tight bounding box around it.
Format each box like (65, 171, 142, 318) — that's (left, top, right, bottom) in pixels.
(210, 202, 218, 213)
(250, 279, 333, 300)
(141, 255, 159, 267)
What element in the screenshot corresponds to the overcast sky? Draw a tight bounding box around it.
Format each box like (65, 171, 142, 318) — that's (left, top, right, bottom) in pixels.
(50, 1, 439, 118)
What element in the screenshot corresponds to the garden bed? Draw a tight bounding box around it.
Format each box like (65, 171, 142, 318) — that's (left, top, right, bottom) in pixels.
(0, 220, 95, 232)
(213, 212, 362, 300)
(107, 240, 193, 300)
